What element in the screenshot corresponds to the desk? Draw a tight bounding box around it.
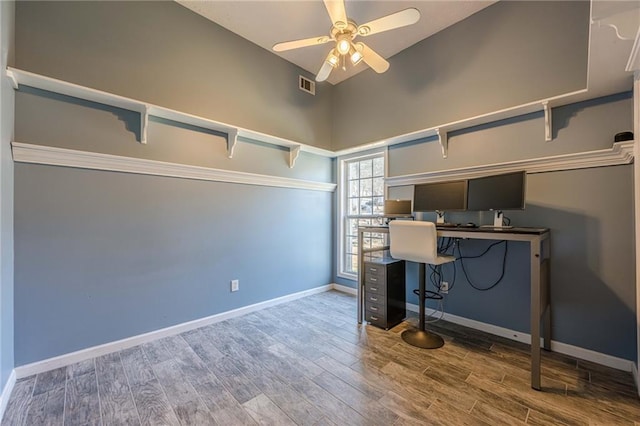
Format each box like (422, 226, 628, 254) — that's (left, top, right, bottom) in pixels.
(357, 225, 551, 390)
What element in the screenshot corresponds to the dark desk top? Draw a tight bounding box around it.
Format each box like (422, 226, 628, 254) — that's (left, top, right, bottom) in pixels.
(436, 225, 549, 235)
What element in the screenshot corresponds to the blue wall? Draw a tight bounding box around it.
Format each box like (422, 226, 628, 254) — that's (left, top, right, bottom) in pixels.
(13, 86, 334, 365)
(14, 163, 333, 364)
(0, 0, 15, 392)
(337, 93, 637, 361)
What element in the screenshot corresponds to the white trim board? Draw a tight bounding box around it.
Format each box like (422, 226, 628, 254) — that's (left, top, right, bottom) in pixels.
(405, 302, 635, 373)
(386, 141, 635, 187)
(0, 370, 16, 422)
(14, 285, 332, 379)
(11, 142, 336, 193)
(331, 283, 357, 296)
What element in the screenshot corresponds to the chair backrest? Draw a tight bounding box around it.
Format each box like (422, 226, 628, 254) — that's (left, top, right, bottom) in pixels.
(389, 220, 438, 264)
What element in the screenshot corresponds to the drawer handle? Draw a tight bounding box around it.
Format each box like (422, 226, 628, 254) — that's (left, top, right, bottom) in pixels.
(370, 268, 378, 272)
(371, 306, 378, 311)
(370, 287, 378, 292)
(371, 316, 379, 321)
(370, 297, 378, 302)
(370, 277, 377, 282)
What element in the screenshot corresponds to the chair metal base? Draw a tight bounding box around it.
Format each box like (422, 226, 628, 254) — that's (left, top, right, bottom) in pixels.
(401, 328, 445, 349)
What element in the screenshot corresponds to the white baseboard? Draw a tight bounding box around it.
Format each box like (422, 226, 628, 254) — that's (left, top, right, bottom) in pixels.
(0, 369, 16, 422)
(14, 284, 332, 379)
(406, 302, 635, 373)
(331, 283, 357, 295)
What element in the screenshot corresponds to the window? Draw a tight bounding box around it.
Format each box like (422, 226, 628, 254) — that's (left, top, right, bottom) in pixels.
(338, 152, 387, 278)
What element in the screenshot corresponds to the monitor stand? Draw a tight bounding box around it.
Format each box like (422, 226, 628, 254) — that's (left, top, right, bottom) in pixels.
(491, 210, 512, 229)
(435, 211, 457, 227)
(480, 210, 513, 229)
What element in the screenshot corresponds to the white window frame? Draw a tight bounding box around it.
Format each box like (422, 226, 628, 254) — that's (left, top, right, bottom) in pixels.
(336, 148, 388, 280)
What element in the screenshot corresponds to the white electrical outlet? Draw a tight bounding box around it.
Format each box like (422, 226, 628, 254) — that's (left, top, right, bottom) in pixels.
(231, 279, 239, 292)
(440, 281, 449, 294)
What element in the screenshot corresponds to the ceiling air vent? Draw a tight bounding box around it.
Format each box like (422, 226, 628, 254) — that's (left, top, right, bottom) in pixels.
(299, 75, 315, 95)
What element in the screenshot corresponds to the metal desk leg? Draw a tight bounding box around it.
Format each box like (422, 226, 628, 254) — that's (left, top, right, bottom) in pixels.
(542, 255, 551, 351)
(530, 237, 542, 390)
(357, 229, 364, 324)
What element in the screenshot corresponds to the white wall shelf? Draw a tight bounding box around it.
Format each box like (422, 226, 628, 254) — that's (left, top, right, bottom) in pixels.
(6, 67, 333, 167)
(4, 67, 618, 163)
(332, 89, 596, 158)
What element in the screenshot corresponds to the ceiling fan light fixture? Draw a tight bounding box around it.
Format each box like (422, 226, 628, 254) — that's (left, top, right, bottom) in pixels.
(349, 45, 363, 65)
(326, 50, 340, 68)
(336, 37, 351, 55)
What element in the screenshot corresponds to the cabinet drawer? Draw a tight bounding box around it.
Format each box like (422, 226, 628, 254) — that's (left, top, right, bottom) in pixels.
(365, 301, 386, 316)
(364, 272, 384, 285)
(364, 263, 386, 279)
(365, 293, 384, 304)
(365, 310, 386, 327)
(365, 281, 385, 295)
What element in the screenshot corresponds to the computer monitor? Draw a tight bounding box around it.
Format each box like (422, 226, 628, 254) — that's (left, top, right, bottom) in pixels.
(467, 171, 526, 227)
(413, 180, 468, 213)
(466, 171, 526, 211)
(384, 200, 412, 218)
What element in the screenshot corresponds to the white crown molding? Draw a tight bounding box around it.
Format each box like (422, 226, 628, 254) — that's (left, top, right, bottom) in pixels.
(14, 284, 332, 378)
(386, 141, 635, 187)
(406, 303, 635, 372)
(11, 142, 337, 193)
(0, 370, 16, 422)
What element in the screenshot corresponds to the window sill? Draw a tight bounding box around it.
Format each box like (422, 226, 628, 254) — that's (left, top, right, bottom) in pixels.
(337, 272, 357, 282)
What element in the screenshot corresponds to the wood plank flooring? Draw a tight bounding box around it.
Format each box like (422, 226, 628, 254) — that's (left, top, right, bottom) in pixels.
(2, 290, 638, 425)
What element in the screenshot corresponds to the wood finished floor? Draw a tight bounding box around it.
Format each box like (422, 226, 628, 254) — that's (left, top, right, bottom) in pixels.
(2, 290, 639, 425)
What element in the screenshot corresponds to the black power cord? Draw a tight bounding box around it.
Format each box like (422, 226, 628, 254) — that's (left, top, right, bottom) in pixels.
(456, 240, 509, 291)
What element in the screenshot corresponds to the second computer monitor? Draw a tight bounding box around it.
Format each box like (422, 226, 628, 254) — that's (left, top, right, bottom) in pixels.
(467, 171, 526, 211)
(413, 180, 468, 212)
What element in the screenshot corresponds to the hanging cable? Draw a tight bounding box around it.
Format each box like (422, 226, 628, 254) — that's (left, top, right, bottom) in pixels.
(456, 240, 509, 291)
(425, 298, 445, 323)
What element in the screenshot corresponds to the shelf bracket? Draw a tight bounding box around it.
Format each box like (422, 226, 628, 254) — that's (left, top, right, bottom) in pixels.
(289, 145, 301, 168)
(140, 105, 149, 144)
(436, 128, 448, 158)
(227, 128, 238, 158)
(6, 69, 18, 90)
(542, 101, 552, 142)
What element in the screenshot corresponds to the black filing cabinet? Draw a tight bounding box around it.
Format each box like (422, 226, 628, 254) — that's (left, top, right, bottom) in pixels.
(363, 258, 406, 330)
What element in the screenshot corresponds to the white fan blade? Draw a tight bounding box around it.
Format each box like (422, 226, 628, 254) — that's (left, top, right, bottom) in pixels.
(358, 43, 389, 73)
(273, 36, 330, 52)
(316, 52, 335, 82)
(324, 0, 348, 28)
(358, 8, 420, 37)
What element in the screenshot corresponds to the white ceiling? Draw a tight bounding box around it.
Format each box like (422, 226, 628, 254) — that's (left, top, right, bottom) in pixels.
(177, 0, 496, 84)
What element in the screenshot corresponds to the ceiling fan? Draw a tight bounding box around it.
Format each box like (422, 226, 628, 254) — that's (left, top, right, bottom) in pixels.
(273, 0, 420, 82)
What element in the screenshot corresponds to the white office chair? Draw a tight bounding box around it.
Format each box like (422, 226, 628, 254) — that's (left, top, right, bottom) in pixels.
(389, 220, 456, 349)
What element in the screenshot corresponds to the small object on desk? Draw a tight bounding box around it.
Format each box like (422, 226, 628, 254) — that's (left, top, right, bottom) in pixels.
(438, 222, 458, 227)
(459, 222, 477, 228)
